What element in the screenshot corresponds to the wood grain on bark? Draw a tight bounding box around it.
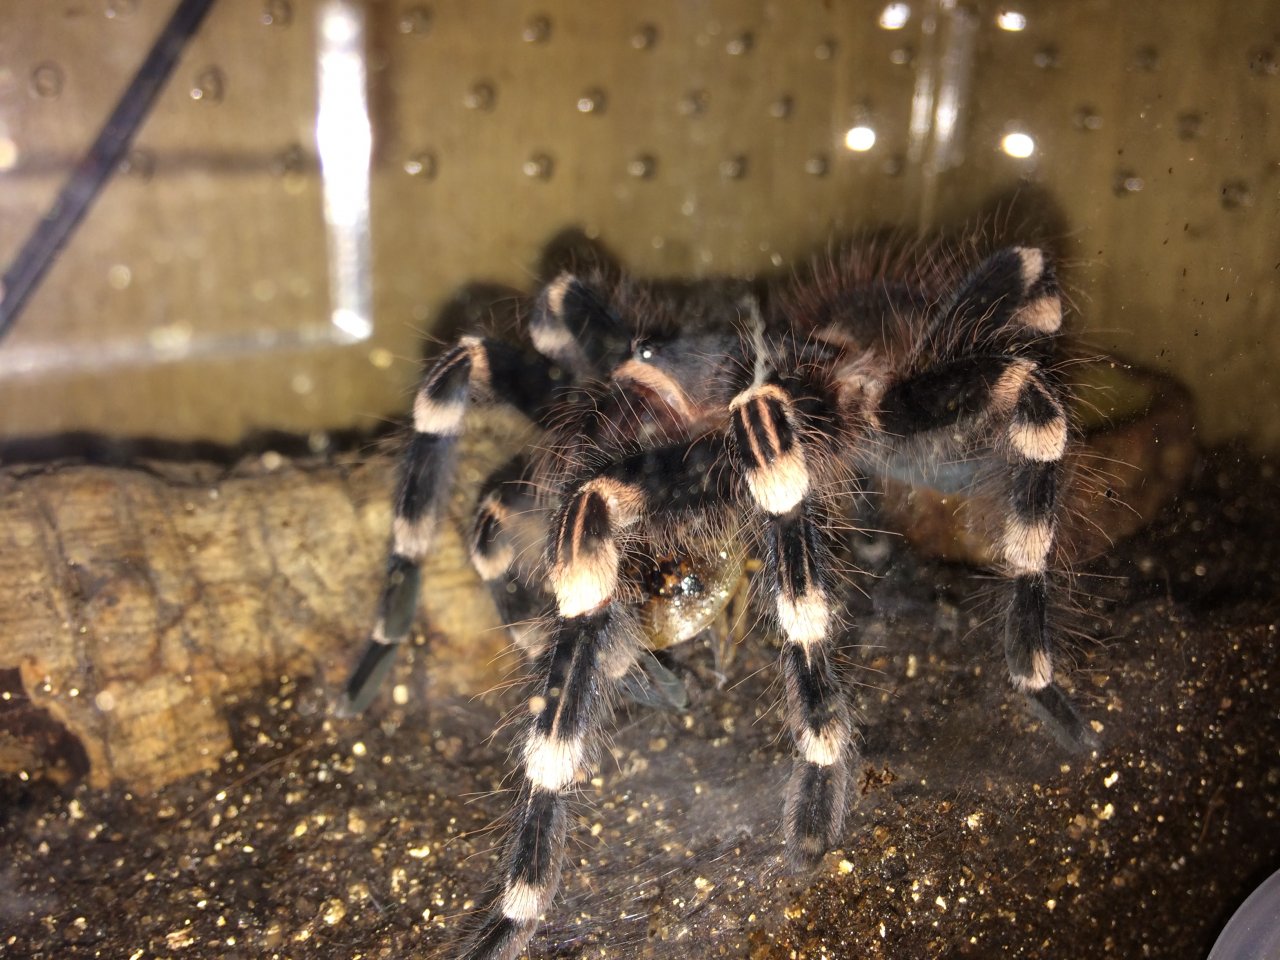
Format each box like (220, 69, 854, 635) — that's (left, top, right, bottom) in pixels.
(0, 414, 529, 792)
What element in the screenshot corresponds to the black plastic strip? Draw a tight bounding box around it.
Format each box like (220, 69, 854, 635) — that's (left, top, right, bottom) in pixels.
(0, 0, 219, 341)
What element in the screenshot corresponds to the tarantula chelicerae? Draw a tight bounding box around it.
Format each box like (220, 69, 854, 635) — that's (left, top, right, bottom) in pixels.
(339, 239, 1095, 959)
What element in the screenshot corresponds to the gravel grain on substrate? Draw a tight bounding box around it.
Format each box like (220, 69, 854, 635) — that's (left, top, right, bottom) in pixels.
(3, 447, 1277, 959)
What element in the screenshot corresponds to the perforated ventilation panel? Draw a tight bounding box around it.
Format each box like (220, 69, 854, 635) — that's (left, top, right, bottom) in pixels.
(0, 0, 1275, 447)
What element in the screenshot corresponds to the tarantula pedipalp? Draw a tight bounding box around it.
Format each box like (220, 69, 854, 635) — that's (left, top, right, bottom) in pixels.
(339, 240, 1094, 960)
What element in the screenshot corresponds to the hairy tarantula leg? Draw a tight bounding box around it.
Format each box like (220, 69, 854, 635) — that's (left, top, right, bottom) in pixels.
(339, 338, 558, 716)
(459, 437, 732, 959)
(460, 607, 640, 960)
(879, 250, 1094, 751)
(474, 471, 679, 707)
(470, 456, 553, 660)
(934, 245, 1064, 354)
(731, 383, 853, 871)
(999, 363, 1098, 751)
(529, 272, 632, 377)
(460, 487, 643, 959)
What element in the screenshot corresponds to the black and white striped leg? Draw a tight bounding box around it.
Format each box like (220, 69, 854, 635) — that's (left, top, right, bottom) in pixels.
(529, 272, 632, 379)
(460, 606, 638, 960)
(881, 245, 1092, 749)
(459, 438, 736, 959)
(470, 458, 553, 660)
(880, 360, 1091, 747)
(999, 365, 1096, 750)
(459, 475, 651, 959)
(731, 383, 853, 870)
(933, 245, 1064, 355)
(339, 338, 557, 715)
(883, 358, 1092, 749)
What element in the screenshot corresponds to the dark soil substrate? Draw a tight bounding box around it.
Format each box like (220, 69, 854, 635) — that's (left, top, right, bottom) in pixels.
(3, 447, 1277, 959)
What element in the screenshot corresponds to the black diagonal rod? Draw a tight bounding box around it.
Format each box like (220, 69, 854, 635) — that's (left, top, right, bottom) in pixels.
(0, 0, 219, 342)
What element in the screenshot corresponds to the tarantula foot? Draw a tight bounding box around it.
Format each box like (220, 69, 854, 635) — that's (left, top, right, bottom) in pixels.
(335, 640, 400, 717)
(1027, 684, 1100, 754)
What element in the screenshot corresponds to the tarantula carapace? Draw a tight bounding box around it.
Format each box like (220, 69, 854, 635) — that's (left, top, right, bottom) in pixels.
(339, 239, 1094, 959)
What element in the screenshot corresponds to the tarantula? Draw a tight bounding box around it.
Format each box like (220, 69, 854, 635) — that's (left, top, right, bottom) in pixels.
(339, 238, 1093, 959)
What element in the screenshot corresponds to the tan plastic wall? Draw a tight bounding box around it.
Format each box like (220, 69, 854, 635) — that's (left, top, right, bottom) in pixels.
(0, 0, 1275, 448)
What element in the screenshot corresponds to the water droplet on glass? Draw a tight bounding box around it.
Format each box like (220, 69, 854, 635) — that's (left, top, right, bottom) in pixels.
(1247, 47, 1277, 77)
(464, 81, 496, 111)
(1112, 170, 1144, 196)
(119, 149, 155, 181)
(726, 32, 753, 55)
(1176, 111, 1203, 140)
(190, 66, 225, 103)
(522, 153, 554, 180)
(1072, 106, 1103, 131)
(769, 95, 793, 119)
(804, 154, 829, 177)
(107, 264, 132, 290)
(627, 154, 657, 179)
(404, 151, 437, 179)
(104, 0, 138, 19)
(577, 87, 607, 114)
(523, 15, 552, 43)
(272, 143, 307, 177)
(678, 89, 708, 116)
(1132, 45, 1159, 71)
(29, 62, 64, 99)
(1033, 45, 1059, 69)
(1220, 180, 1253, 210)
(631, 23, 659, 50)
(261, 0, 292, 27)
(719, 155, 747, 180)
(889, 46, 914, 66)
(399, 5, 431, 35)
(815, 39, 837, 61)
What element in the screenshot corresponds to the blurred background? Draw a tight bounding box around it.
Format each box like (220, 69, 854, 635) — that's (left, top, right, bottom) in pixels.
(0, 0, 1275, 453)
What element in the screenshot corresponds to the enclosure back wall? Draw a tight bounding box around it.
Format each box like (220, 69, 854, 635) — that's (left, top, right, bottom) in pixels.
(0, 0, 1276, 449)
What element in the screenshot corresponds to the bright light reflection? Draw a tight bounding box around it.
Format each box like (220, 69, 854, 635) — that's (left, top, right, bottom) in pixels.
(1001, 131, 1035, 158)
(844, 126, 877, 152)
(996, 10, 1028, 31)
(0, 121, 17, 172)
(879, 3, 910, 29)
(316, 1, 373, 342)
